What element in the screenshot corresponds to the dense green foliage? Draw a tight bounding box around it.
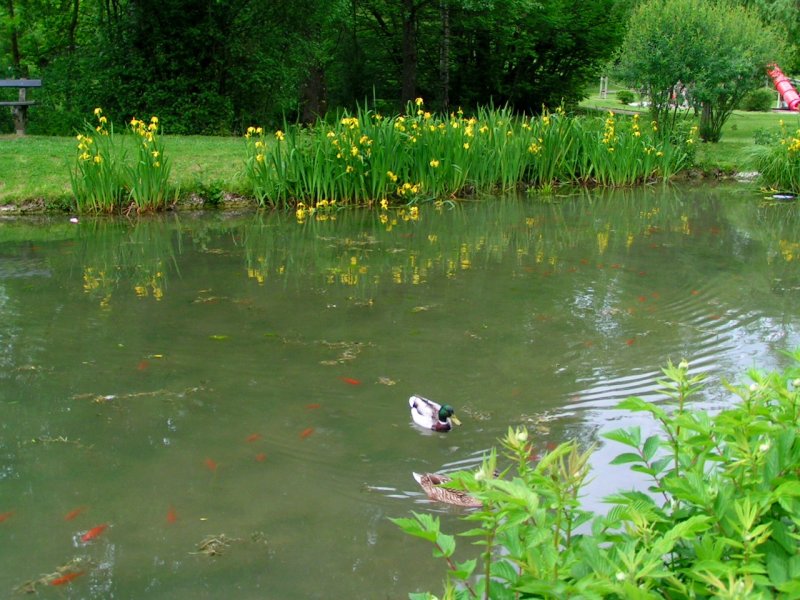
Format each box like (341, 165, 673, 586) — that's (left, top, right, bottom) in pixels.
(754, 120, 800, 192)
(740, 88, 777, 112)
(69, 109, 175, 212)
(395, 356, 800, 599)
(0, 0, 627, 136)
(64, 102, 695, 213)
(615, 0, 786, 142)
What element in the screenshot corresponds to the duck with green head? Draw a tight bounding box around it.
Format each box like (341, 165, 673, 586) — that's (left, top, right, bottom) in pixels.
(408, 395, 461, 431)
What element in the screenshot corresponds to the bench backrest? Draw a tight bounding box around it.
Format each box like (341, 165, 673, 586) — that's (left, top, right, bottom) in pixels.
(0, 79, 43, 88)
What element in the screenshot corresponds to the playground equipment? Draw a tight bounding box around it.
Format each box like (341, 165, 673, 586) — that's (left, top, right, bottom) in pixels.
(768, 64, 800, 111)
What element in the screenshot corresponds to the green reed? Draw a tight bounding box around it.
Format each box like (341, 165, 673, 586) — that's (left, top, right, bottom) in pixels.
(243, 103, 696, 210)
(576, 112, 696, 186)
(69, 109, 127, 213)
(754, 121, 800, 193)
(128, 116, 175, 212)
(68, 109, 175, 213)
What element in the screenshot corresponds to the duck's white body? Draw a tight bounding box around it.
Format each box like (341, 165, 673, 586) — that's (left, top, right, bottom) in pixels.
(408, 395, 460, 431)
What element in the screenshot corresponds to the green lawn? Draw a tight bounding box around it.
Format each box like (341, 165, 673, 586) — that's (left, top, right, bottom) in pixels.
(579, 89, 800, 172)
(0, 134, 247, 207)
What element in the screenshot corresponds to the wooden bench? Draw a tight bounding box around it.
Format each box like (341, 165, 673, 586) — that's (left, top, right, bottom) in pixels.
(0, 79, 42, 135)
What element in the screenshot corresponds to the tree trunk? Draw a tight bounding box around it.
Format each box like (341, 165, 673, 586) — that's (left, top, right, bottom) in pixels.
(439, 0, 450, 111)
(67, 0, 81, 52)
(699, 102, 720, 142)
(5, 0, 24, 76)
(300, 62, 327, 124)
(401, 0, 417, 103)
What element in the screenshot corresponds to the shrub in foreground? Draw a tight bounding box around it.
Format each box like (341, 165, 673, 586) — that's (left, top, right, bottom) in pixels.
(394, 355, 800, 599)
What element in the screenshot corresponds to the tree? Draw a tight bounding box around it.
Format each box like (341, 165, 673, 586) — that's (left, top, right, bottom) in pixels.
(615, 0, 786, 142)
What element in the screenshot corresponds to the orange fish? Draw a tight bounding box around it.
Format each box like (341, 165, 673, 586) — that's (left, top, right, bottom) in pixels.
(626, 338, 636, 346)
(50, 571, 84, 586)
(81, 524, 108, 542)
(137, 360, 149, 371)
(255, 453, 267, 462)
(64, 506, 86, 521)
(637, 296, 647, 303)
(204, 458, 218, 472)
(166, 506, 177, 524)
(245, 433, 262, 443)
(340, 377, 361, 385)
(305, 403, 321, 410)
(691, 289, 699, 295)
(299, 427, 315, 440)
(0, 510, 14, 522)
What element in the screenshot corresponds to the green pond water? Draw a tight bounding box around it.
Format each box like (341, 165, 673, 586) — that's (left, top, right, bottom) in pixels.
(2, 185, 800, 598)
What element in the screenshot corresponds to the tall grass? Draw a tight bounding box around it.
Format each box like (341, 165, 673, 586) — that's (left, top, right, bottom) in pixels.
(243, 102, 693, 210)
(754, 121, 800, 192)
(69, 109, 127, 213)
(128, 116, 175, 212)
(68, 109, 176, 214)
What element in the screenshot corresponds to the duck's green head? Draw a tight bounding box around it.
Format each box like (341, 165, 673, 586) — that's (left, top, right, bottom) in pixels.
(438, 404, 461, 425)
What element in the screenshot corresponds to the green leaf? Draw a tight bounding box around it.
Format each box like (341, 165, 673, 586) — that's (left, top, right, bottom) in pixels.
(767, 549, 789, 585)
(610, 452, 644, 465)
(433, 532, 455, 558)
(452, 558, 477, 580)
(603, 427, 641, 449)
(389, 514, 438, 542)
(616, 396, 667, 419)
(491, 559, 519, 583)
(642, 435, 661, 461)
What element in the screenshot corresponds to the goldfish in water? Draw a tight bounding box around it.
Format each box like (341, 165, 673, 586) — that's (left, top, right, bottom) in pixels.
(299, 427, 315, 440)
(204, 458, 218, 472)
(0, 510, 14, 522)
(64, 506, 86, 521)
(340, 377, 361, 385)
(245, 433, 262, 443)
(166, 506, 178, 524)
(50, 571, 84, 586)
(81, 524, 108, 542)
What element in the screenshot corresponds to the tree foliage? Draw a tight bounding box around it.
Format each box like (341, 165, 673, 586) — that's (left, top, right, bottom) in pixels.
(615, 0, 786, 142)
(0, 0, 628, 135)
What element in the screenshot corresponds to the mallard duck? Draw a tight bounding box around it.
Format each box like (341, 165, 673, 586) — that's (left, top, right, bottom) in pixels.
(409, 395, 461, 431)
(413, 472, 482, 507)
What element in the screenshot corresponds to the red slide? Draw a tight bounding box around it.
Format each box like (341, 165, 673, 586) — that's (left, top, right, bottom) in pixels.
(768, 64, 800, 111)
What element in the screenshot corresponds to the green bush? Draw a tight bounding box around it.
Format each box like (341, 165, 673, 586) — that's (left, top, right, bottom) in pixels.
(616, 89, 636, 105)
(740, 87, 776, 112)
(394, 355, 800, 599)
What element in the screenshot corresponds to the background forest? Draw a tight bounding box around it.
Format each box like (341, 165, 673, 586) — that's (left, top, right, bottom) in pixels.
(1, 0, 799, 135)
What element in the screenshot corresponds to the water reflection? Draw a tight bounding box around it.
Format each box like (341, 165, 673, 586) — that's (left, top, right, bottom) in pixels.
(1, 185, 800, 598)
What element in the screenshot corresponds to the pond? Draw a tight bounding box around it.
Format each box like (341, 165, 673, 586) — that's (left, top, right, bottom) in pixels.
(2, 184, 800, 598)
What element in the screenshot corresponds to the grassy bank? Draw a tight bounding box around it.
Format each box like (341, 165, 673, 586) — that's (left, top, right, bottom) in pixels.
(580, 90, 800, 173)
(0, 134, 247, 208)
(2, 99, 799, 211)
